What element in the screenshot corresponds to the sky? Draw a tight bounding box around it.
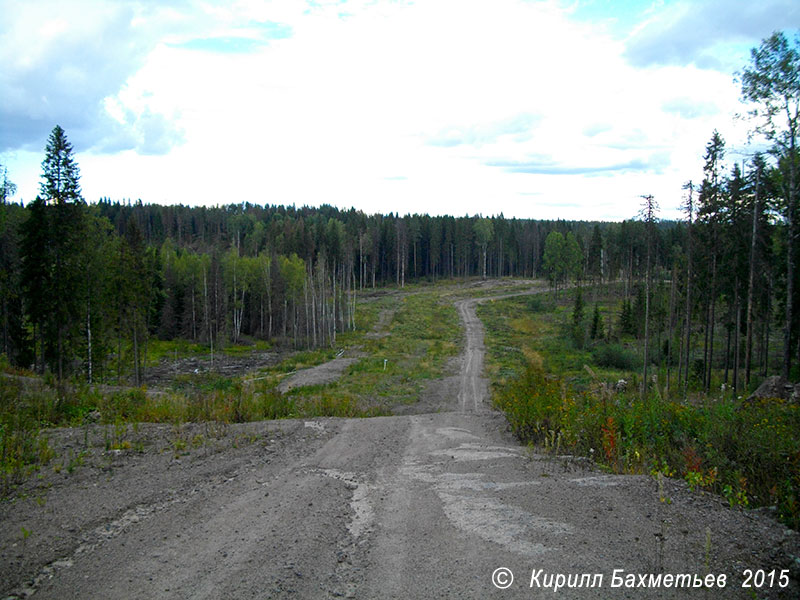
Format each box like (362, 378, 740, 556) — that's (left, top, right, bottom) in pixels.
(1, 0, 799, 221)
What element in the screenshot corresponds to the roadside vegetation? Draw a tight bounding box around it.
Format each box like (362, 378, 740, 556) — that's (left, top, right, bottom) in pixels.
(479, 284, 800, 530)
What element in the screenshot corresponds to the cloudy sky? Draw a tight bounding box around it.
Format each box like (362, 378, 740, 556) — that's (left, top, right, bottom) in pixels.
(1, 0, 798, 220)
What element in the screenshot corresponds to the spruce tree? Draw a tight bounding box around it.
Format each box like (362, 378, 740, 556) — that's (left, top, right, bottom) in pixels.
(639, 194, 659, 400)
(0, 163, 17, 204)
(571, 287, 586, 348)
(20, 197, 51, 372)
(619, 299, 636, 338)
(21, 126, 86, 381)
(572, 287, 585, 327)
(40, 125, 82, 204)
(0, 171, 28, 365)
(590, 303, 604, 340)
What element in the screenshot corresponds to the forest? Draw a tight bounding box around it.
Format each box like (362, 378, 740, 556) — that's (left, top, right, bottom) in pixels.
(0, 32, 798, 393)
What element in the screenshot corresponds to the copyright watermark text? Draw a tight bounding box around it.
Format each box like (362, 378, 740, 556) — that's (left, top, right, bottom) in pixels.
(490, 567, 791, 592)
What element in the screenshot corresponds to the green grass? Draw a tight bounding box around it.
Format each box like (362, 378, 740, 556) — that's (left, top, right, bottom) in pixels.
(146, 339, 209, 364)
(480, 284, 800, 530)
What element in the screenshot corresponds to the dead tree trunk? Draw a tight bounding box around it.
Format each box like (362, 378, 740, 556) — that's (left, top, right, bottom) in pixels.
(683, 182, 694, 395)
(706, 253, 717, 393)
(745, 166, 760, 387)
(666, 264, 676, 395)
(733, 292, 741, 392)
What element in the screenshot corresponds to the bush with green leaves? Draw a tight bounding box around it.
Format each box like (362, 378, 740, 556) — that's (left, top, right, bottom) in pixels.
(592, 343, 640, 370)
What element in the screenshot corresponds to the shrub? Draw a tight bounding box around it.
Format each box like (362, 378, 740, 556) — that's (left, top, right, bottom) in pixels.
(525, 295, 547, 313)
(493, 367, 566, 442)
(254, 388, 296, 420)
(618, 299, 636, 337)
(1, 379, 56, 495)
(592, 343, 639, 370)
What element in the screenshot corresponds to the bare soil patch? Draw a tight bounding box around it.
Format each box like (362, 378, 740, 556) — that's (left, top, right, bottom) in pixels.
(145, 351, 280, 387)
(364, 307, 396, 339)
(277, 357, 360, 393)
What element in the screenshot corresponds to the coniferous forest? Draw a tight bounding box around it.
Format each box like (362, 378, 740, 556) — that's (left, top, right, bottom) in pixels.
(0, 124, 797, 390)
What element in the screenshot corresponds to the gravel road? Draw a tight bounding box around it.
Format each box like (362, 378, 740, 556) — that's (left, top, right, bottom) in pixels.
(2, 290, 798, 599)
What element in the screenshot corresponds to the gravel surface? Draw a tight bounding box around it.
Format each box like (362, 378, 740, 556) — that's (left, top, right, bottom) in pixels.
(277, 358, 360, 394)
(2, 286, 798, 599)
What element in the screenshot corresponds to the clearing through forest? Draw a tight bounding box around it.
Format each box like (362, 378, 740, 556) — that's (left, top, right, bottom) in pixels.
(2, 281, 798, 599)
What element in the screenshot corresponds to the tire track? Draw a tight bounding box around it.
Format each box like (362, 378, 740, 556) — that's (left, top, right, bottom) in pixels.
(455, 285, 548, 413)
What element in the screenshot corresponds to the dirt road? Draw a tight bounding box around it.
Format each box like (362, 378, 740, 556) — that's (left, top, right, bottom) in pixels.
(455, 297, 489, 413)
(2, 289, 798, 598)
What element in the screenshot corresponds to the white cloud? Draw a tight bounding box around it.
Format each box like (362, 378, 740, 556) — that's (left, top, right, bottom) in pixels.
(0, 0, 174, 154)
(0, 0, 782, 219)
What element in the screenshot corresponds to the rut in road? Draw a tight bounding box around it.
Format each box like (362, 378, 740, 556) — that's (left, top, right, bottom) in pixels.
(455, 298, 488, 413)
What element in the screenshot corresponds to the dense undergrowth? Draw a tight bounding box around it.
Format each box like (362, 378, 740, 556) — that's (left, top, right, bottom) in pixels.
(480, 286, 800, 530)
